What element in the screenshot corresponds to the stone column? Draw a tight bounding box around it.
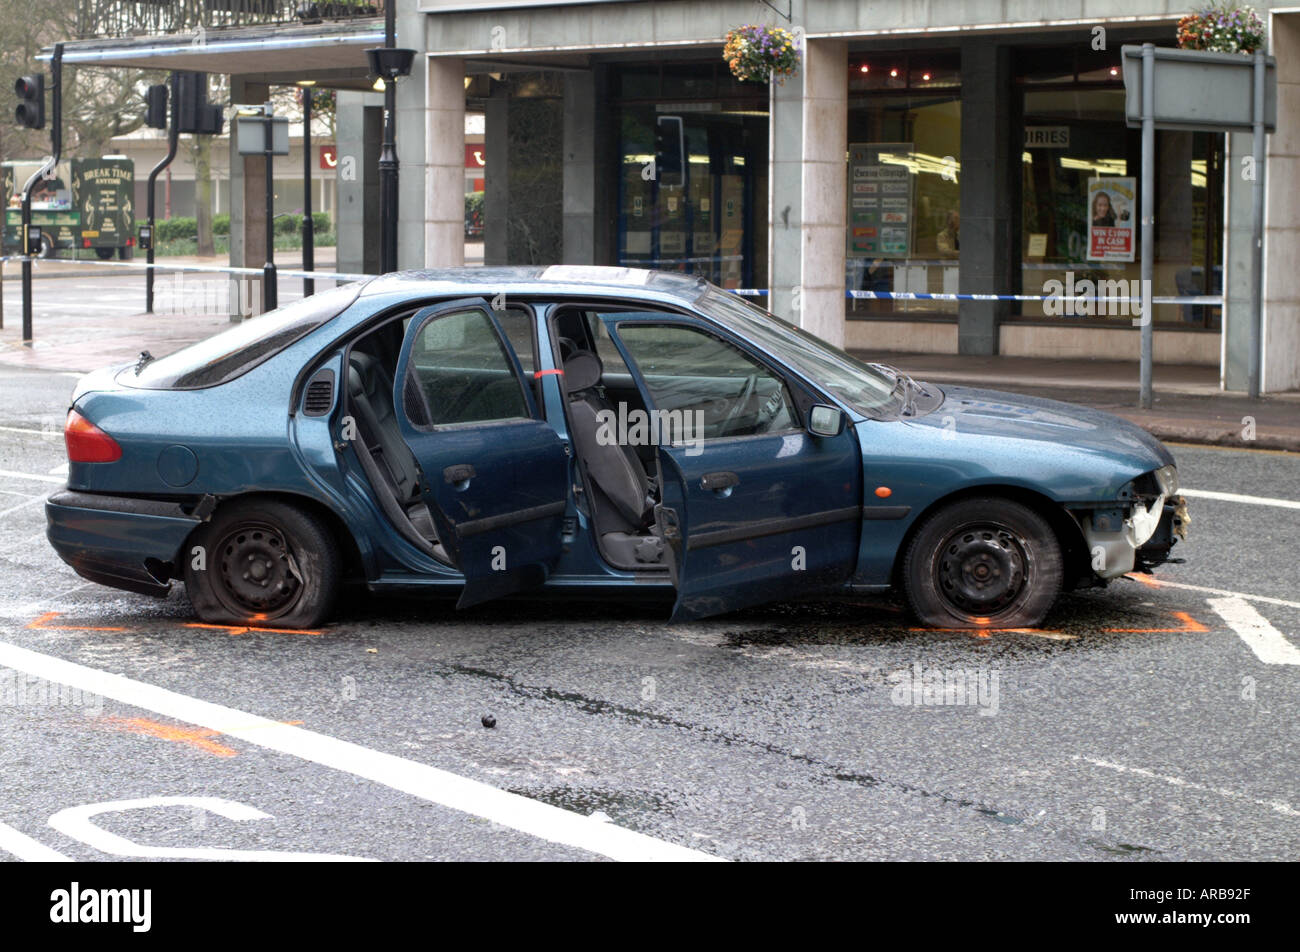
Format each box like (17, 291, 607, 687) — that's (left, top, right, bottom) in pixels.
(957, 41, 1017, 355)
(798, 38, 848, 346)
(563, 70, 597, 264)
(1262, 12, 1300, 391)
(423, 56, 467, 268)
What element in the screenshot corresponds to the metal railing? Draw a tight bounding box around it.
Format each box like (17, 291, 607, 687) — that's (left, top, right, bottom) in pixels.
(75, 0, 385, 40)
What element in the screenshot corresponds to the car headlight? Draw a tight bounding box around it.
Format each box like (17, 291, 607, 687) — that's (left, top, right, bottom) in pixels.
(1152, 463, 1178, 497)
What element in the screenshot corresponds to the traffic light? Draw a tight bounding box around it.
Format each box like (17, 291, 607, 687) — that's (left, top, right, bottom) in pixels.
(144, 83, 168, 129)
(176, 72, 223, 135)
(14, 74, 44, 129)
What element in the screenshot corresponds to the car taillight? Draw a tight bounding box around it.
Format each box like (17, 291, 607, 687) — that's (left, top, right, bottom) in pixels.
(64, 409, 122, 463)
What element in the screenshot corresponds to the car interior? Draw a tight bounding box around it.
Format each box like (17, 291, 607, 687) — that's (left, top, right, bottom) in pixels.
(550, 306, 668, 571)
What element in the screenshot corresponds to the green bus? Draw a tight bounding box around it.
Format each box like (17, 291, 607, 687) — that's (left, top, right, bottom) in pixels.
(3, 156, 135, 259)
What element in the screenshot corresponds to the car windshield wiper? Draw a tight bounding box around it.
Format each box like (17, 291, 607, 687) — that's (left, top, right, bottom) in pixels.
(133, 350, 155, 375)
(871, 362, 918, 416)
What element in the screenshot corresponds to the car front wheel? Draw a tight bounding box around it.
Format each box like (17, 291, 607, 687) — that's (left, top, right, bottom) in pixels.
(184, 499, 339, 629)
(901, 497, 1063, 629)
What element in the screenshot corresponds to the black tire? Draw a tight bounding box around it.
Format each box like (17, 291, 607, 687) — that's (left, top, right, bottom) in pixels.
(37, 235, 54, 259)
(95, 247, 115, 260)
(184, 499, 339, 629)
(901, 496, 1063, 629)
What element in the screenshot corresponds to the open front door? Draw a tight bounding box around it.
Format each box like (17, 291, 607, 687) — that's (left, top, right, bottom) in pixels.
(612, 319, 864, 621)
(393, 299, 569, 608)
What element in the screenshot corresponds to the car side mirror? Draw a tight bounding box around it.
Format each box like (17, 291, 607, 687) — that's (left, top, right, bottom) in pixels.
(808, 405, 844, 437)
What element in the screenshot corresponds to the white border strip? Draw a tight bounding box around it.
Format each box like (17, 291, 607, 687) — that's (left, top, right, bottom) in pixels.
(0, 638, 721, 862)
(1181, 488, 1300, 510)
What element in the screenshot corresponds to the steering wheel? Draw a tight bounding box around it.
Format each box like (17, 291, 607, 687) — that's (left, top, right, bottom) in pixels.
(720, 372, 759, 435)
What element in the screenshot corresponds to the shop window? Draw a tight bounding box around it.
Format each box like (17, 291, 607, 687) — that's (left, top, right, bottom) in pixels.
(846, 88, 961, 319)
(1019, 82, 1224, 329)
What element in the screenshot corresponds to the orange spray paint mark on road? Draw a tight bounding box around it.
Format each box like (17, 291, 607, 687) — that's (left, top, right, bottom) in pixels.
(98, 716, 238, 758)
(26, 611, 126, 632)
(1105, 611, 1209, 634)
(184, 623, 323, 636)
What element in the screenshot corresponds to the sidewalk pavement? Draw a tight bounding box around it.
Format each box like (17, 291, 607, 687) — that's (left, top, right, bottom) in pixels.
(866, 351, 1300, 453)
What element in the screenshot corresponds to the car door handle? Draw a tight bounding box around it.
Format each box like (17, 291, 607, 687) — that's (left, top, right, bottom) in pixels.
(443, 463, 477, 485)
(700, 471, 739, 492)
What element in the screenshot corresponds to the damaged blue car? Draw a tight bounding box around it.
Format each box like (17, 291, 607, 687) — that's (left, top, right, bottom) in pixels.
(46, 266, 1188, 629)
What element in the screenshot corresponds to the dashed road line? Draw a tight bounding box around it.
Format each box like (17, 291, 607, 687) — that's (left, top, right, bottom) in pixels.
(0, 469, 62, 485)
(1075, 755, 1300, 817)
(0, 636, 722, 862)
(1127, 574, 1300, 612)
(1207, 596, 1300, 666)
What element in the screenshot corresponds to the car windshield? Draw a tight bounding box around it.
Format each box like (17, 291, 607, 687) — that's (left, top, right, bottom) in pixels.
(124, 282, 363, 390)
(695, 288, 900, 416)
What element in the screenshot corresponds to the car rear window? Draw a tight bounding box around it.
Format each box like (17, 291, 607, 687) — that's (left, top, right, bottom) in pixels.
(121, 282, 363, 390)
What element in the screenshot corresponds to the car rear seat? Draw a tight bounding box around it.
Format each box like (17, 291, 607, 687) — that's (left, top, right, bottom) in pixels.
(346, 351, 447, 560)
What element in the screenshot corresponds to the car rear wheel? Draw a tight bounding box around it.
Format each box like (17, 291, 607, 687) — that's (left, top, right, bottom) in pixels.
(901, 497, 1063, 629)
(184, 499, 339, 629)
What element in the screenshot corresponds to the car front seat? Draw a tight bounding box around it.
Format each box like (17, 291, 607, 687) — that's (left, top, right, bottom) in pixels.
(562, 350, 656, 531)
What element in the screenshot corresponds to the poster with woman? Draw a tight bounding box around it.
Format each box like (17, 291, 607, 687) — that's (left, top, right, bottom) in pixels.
(1087, 177, 1136, 262)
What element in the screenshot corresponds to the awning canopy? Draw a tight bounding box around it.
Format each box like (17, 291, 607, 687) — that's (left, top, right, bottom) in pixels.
(41, 22, 385, 90)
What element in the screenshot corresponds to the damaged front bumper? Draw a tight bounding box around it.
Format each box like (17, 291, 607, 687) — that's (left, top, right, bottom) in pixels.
(1075, 465, 1188, 579)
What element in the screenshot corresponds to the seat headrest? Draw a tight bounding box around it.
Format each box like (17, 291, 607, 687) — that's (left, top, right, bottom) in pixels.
(563, 351, 603, 392)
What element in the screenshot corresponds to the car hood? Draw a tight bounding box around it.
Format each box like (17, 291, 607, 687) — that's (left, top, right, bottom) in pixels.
(907, 384, 1174, 470)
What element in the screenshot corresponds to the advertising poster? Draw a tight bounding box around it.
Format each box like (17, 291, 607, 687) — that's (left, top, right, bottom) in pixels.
(848, 142, 914, 258)
(1087, 176, 1136, 262)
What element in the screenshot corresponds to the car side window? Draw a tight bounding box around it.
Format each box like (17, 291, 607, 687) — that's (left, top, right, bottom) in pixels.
(405, 308, 531, 426)
(613, 323, 799, 441)
(495, 306, 536, 376)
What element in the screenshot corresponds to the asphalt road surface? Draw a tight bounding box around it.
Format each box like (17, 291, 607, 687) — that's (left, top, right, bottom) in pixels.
(0, 364, 1297, 862)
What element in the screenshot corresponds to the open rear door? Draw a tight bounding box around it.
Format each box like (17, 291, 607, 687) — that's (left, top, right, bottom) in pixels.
(393, 299, 569, 608)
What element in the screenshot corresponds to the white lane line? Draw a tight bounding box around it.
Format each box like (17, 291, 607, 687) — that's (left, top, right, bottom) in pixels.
(0, 820, 72, 861)
(0, 496, 47, 519)
(1207, 596, 1300, 666)
(0, 469, 63, 485)
(1182, 488, 1300, 511)
(1075, 756, 1300, 817)
(0, 637, 722, 863)
(0, 425, 55, 437)
(1137, 576, 1300, 611)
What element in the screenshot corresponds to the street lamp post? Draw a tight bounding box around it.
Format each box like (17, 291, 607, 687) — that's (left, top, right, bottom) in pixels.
(368, 5, 415, 275)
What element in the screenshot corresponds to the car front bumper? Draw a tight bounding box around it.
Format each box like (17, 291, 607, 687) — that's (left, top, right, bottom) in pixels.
(45, 490, 205, 598)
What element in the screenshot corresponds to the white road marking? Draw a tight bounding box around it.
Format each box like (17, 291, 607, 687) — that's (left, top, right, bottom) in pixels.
(1137, 576, 1300, 611)
(0, 496, 48, 519)
(0, 637, 722, 862)
(1181, 488, 1300, 511)
(48, 462, 68, 476)
(50, 797, 372, 862)
(1207, 596, 1300, 666)
(0, 425, 54, 437)
(0, 469, 63, 485)
(1075, 755, 1300, 817)
(0, 820, 71, 861)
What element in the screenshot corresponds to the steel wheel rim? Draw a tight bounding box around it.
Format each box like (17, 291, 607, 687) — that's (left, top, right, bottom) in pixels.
(933, 521, 1031, 619)
(213, 521, 304, 618)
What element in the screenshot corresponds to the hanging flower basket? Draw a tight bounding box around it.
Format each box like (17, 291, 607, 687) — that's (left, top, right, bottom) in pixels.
(1177, 4, 1266, 54)
(723, 25, 801, 84)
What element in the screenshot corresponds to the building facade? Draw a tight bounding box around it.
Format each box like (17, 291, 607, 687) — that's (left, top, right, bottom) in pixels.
(48, 0, 1300, 391)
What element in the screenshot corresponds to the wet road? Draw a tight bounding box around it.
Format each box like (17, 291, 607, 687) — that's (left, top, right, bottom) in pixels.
(0, 365, 1297, 861)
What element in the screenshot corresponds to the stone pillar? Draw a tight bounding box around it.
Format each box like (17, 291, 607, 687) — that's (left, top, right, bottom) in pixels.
(768, 54, 804, 322)
(1262, 12, 1300, 391)
(1223, 130, 1254, 390)
(798, 38, 847, 346)
(423, 56, 467, 268)
(957, 41, 1017, 355)
(563, 70, 597, 264)
(229, 77, 269, 318)
(484, 83, 509, 267)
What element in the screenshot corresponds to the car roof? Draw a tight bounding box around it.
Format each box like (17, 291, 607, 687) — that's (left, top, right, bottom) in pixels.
(359, 265, 711, 305)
